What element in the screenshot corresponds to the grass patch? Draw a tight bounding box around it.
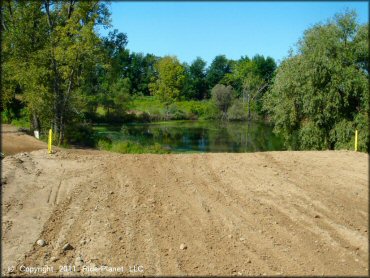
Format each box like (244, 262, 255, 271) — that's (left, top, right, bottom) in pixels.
(94, 96, 220, 123)
(11, 117, 30, 129)
(127, 96, 164, 112)
(127, 96, 219, 121)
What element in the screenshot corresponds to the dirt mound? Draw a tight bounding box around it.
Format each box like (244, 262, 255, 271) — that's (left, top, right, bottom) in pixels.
(1, 125, 46, 155)
(1, 148, 368, 276)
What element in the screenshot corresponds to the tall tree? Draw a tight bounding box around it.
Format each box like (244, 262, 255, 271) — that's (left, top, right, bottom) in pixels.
(149, 56, 186, 104)
(2, 0, 111, 144)
(186, 57, 208, 100)
(126, 52, 159, 96)
(211, 84, 234, 120)
(2, 1, 49, 130)
(224, 55, 276, 117)
(263, 11, 369, 151)
(98, 29, 130, 116)
(206, 55, 231, 96)
(251, 55, 276, 81)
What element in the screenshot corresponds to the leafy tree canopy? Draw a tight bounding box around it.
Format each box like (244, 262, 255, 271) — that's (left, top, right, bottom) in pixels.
(149, 56, 186, 104)
(263, 10, 369, 151)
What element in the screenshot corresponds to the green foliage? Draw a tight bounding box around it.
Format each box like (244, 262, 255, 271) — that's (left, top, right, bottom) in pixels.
(97, 137, 112, 150)
(2, 1, 111, 144)
(10, 108, 31, 129)
(177, 100, 212, 119)
(224, 57, 256, 94)
(128, 96, 163, 112)
(64, 123, 97, 147)
(228, 100, 247, 121)
(149, 56, 186, 104)
(251, 55, 277, 81)
(206, 55, 232, 93)
(201, 102, 221, 120)
(128, 96, 218, 121)
(298, 121, 327, 150)
(1, 97, 24, 124)
(329, 119, 355, 150)
(6, 2, 366, 154)
(184, 57, 208, 100)
(224, 55, 275, 116)
(263, 10, 369, 151)
(167, 104, 187, 120)
(211, 84, 234, 118)
(111, 78, 131, 115)
(126, 53, 159, 96)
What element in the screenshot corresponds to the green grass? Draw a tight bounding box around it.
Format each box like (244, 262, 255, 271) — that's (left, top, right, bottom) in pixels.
(127, 96, 164, 112)
(95, 96, 219, 122)
(10, 117, 30, 129)
(2, 108, 31, 129)
(127, 96, 217, 120)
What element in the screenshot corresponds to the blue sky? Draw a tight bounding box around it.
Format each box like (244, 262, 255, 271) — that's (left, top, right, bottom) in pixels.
(100, 1, 368, 65)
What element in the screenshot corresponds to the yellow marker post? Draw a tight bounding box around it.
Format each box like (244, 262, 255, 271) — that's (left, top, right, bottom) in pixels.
(48, 129, 53, 154)
(355, 129, 358, 152)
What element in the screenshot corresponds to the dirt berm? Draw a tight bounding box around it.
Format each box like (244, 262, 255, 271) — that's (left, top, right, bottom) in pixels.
(1, 128, 368, 276)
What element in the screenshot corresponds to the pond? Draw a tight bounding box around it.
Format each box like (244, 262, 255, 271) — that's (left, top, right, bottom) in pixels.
(94, 120, 285, 153)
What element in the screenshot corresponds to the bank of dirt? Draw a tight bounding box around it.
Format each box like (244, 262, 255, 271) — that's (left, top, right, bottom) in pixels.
(1, 126, 368, 276)
(1, 124, 47, 155)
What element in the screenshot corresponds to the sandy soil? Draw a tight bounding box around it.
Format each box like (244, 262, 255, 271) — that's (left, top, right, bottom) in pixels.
(1, 126, 368, 276)
(1, 125, 47, 155)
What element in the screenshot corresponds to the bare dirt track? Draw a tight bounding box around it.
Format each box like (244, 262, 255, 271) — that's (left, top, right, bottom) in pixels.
(1, 124, 46, 155)
(1, 127, 368, 276)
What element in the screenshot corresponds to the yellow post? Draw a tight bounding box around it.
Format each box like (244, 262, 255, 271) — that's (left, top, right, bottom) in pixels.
(48, 129, 53, 154)
(355, 129, 358, 152)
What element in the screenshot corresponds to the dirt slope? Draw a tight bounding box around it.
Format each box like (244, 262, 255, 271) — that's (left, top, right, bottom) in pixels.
(1, 147, 368, 276)
(1, 124, 46, 155)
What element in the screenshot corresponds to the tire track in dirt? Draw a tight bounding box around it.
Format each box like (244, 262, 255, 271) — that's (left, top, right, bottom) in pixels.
(2, 150, 368, 276)
(198, 154, 302, 275)
(204, 153, 367, 275)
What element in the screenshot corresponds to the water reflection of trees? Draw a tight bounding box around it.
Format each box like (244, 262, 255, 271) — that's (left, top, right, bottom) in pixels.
(114, 121, 284, 152)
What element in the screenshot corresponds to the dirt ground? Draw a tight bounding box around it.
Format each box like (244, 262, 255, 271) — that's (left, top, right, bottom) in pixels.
(1, 124, 47, 155)
(1, 125, 368, 276)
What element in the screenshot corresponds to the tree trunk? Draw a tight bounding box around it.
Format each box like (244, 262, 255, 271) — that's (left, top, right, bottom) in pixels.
(58, 114, 64, 145)
(31, 113, 41, 133)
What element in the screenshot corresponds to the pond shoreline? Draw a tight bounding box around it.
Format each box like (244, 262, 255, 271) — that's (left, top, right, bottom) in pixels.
(93, 119, 284, 153)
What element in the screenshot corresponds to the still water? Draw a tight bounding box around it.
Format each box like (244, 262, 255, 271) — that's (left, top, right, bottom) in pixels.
(95, 120, 285, 153)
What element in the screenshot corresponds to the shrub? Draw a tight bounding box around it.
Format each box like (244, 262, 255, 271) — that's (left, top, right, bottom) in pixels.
(298, 121, 327, 150)
(147, 108, 165, 121)
(2, 97, 24, 124)
(97, 137, 112, 151)
(64, 123, 96, 147)
(228, 100, 247, 121)
(329, 119, 354, 150)
(211, 84, 234, 119)
(167, 103, 187, 120)
(110, 141, 137, 153)
(9, 107, 30, 129)
(200, 101, 220, 120)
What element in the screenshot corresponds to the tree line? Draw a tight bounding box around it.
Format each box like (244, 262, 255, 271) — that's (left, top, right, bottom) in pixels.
(1, 2, 368, 151)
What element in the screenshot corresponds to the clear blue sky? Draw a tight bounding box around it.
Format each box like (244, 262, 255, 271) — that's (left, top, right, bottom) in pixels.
(100, 1, 368, 65)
